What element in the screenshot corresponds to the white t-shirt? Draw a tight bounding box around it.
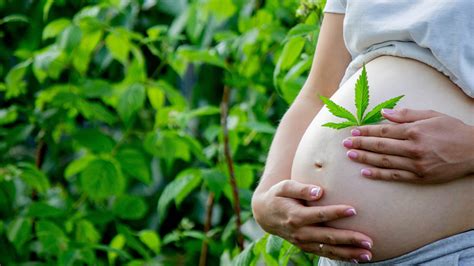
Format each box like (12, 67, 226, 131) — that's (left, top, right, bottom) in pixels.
(324, 0, 474, 98)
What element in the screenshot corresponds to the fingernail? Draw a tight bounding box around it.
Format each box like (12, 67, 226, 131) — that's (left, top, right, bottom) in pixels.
(351, 259, 359, 264)
(359, 254, 371, 262)
(360, 241, 372, 249)
(342, 139, 352, 148)
(361, 169, 372, 177)
(344, 208, 357, 216)
(382, 108, 396, 115)
(351, 129, 361, 136)
(347, 151, 358, 159)
(310, 187, 321, 197)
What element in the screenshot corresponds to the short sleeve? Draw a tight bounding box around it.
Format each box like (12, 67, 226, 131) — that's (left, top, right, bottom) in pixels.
(323, 0, 347, 14)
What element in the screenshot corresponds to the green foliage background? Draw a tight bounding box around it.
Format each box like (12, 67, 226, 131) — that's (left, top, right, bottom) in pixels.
(0, 0, 325, 264)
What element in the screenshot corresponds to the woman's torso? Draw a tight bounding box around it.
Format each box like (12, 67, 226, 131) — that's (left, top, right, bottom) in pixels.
(291, 56, 474, 261)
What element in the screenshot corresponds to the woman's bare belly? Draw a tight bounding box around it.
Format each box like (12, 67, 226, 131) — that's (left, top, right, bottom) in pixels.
(291, 56, 474, 261)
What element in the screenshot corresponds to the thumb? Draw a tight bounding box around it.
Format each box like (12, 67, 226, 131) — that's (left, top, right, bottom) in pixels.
(272, 180, 324, 201)
(381, 108, 441, 123)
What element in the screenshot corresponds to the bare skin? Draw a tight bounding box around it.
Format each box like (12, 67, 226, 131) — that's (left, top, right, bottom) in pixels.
(252, 13, 374, 263)
(344, 108, 474, 183)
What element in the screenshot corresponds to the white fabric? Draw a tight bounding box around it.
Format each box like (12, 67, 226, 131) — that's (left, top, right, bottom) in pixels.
(323, 0, 474, 98)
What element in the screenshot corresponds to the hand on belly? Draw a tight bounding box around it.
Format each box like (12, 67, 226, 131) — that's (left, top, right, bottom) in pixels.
(291, 56, 474, 261)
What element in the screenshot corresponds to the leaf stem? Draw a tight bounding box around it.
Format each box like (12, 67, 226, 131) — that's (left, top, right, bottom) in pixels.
(199, 192, 215, 266)
(220, 85, 244, 251)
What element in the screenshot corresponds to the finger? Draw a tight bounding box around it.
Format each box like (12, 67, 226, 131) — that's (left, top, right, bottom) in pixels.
(343, 136, 412, 157)
(291, 226, 373, 249)
(296, 205, 358, 225)
(346, 149, 417, 172)
(272, 180, 323, 201)
(299, 242, 372, 263)
(360, 167, 424, 183)
(352, 123, 407, 140)
(381, 108, 441, 123)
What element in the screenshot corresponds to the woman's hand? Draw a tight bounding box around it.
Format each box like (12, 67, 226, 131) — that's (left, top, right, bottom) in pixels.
(342, 108, 474, 183)
(252, 179, 373, 263)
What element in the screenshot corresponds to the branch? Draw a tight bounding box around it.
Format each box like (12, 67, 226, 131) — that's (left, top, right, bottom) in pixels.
(220, 85, 244, 251)
(199, 192, 215, 266)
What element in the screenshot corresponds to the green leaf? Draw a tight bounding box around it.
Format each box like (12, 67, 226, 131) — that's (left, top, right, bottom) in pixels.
(362, 95, 405, 124)
(245, 121, 276, 134)
(138, 230, 161, 254)
(112, 195, 148, 220)
(7, 217, 32, 251)
(73, 128, 115, 153)
(202, 168, 227, 199)
(43, 18, 71, 40)
(77, 100, 117, 125)
(286, 24, 317, 38)
(18, 162, 50, 193)
(5, 60, 31, 99)
(118, 83, 146, 126)
(0, 106, 18, 125)
(206, 0, 236, 22)
(354, 65, 369, 123)
(36, 220, 69, 254)
(319, 95, 357, 123)
(0, 14, 29, 25)
(187, 106, 221, 118)
(105, 31, 130, 64)
(157, 169, 202, 224)
(80, 159, 125, 199)
(26, 202, 65, 218)
(322, 121, 357, 129)
(64, 155, 95, 179)
(147, 86, 165, 110)
(177, 46, 227, 69)
(278, 36, 306, 71)
(232, 242, 256, 266)
(116, 148, 150, 184)
(108, 234, 126, 264)
(75, 219, 100, 244)
(59, 25, 82, 53)
(266, 235, 284, 260)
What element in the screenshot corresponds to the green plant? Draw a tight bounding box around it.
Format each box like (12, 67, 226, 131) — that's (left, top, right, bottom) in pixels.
(0, 0, 326, 265)
(319, 65, 404, 129)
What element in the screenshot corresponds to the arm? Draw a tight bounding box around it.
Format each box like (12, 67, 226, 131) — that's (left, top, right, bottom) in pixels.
(252, 14, 374, 263)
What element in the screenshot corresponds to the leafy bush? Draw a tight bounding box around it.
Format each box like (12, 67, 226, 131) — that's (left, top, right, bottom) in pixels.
(0, 0, 325, 265)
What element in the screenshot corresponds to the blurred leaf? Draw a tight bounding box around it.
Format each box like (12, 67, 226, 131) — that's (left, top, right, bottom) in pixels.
(108, 234, 126, 264)
(116, 148, 151, 184)
(112, 195, 148, 220)
(64, 155, 95, 179)
(138, 230, 161, 254)
(286, 24, 317, 39)
(5, 60, 31, 99)
(233, 242, 256, 266)
(245, 121, 276, 134)
(59, 25, 82, 53)
(147, 86, 165, 110)
(0, 14, 29, 25)
(36, 220, 69, 254)
(118, 83, 146, 126)
(43, 18, 71, 40)
(0, 106, 18, 125)
(105, 30, 130, 64)
(157, 168, 202, 223)
(7, 217, 32, 252)
(26, 202, 65, 218)
(278, 36, 305, 71)
(73, 128, 115, 153)
(75, 219, 100, 244)
(80, 159, 124, 199)
(177, 46, 227, 69)
(18, 163, 50, 193)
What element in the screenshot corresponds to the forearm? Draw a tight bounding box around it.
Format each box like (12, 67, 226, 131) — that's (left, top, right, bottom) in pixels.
(254, 93, 324, 195)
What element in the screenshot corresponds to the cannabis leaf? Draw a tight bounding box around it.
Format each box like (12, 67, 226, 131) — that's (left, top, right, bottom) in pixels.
(319, 64, 404, 129)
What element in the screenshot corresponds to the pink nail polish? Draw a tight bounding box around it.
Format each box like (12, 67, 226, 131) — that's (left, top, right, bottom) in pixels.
(382, 108, 396, 115)
(342, 139, 352, 148)
(347, 151, 358, 159)
(359, 254, 371, 262)
(361, 169, 372, 176)
(344, 208, 357, 216)
(360, 241, 372, 249)
(351, 129, 361, 136)
(310, 187, 321, 197)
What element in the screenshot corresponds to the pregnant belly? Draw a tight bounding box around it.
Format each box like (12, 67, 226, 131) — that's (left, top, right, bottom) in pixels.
(291, 56, 474, 261)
